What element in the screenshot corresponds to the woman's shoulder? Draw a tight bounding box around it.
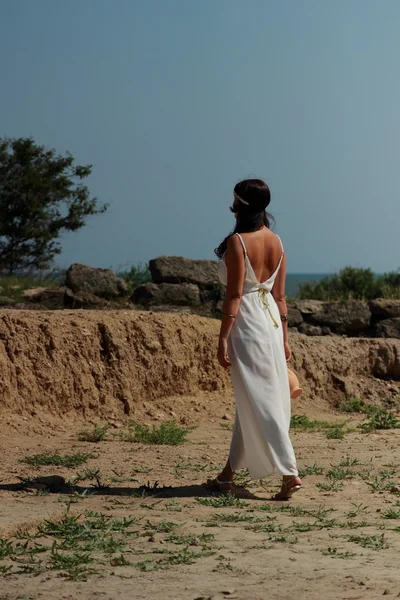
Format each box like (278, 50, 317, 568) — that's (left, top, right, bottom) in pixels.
(226, 233, 243, 251)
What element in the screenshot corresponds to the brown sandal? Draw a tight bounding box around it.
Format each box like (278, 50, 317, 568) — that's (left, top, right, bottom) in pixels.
(205, 476, 233, 494)
(272, 476, 302, 501)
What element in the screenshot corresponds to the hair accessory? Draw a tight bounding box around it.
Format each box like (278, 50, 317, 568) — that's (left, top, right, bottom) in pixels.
(234, 192, 249, 206)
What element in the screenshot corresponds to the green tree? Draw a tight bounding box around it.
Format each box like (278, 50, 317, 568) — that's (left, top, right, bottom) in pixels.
(0, 137, 108, 274)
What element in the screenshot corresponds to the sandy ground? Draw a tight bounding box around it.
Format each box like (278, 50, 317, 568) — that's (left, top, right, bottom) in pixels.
(0, 404, 399, 600)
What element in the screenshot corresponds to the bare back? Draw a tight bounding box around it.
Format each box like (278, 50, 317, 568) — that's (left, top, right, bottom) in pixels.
(239, 228, 284, 284)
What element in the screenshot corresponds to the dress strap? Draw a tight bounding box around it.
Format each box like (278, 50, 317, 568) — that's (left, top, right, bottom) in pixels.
(275, 234, 284, 255)
(235, 233, 248, 257)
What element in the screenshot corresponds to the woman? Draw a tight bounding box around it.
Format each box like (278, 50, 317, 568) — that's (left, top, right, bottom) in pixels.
(207, 178, 301, 500)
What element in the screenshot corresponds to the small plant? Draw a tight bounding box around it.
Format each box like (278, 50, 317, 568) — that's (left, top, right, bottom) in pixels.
(366, 475, 396, 492)
(110, 554, 131, 566)
(268, 534, 298, 544)
(321, 547, 356, 558)
(165, 533, 214, 545)
(133, 465, 152, 474)
(345, 520, 369, 529)
(78, 423, 110, 443)
(326, 466, 354, 481)
(298, 464, 324, 478)
(21, 452, 93, 468)
(381, 508, 400, 519)
(49, 548, 95, 580)
(0, 538, 17, 560)
(144, 520, 178, 533)
(121, 420, 190, 446)
(346, 502, 369, 518)
(71, 468, 107, 489)
(339, 397, 368, 413)
(247, 522, 283, 533)
(234, 469, 252, 488)
(346, 533, 387, 550)
(210, 512, 269, 524)
(326, 427, 345, 440)
(339, 457, 361, 468)
(195, 493, 248, 509)
(290, 415, 319, 430)
(316, 482, 344, 492)
(289, 521, 321, 532)
(359, 409, 400, 433)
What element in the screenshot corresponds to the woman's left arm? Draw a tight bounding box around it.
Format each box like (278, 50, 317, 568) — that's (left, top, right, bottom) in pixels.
(217, 235, 245, 368)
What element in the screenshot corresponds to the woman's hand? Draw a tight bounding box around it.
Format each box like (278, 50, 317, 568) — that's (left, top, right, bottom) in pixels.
(284, 341, 291, 362)
(217, 338, 232, 369)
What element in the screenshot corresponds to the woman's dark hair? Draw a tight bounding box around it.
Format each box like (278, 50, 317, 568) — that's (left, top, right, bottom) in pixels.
(214, 179, 275, 259)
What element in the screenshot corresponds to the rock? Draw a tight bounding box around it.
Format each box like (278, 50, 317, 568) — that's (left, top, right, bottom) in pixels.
(149, 256, 219, 288)
(373, 318, 400, 339)
(200, 285, 224, 304)
(321, 326, 332, 336)
(132, 282, 201, 307)
(308, 301, 371, 334)
(369, 299, 400, 319)
(22, 287, 66, 309)
(66, 264, 128, 298)
(23, 287, 48, 301)
(298, 323, 323, 336)
(288, 307, 303, 328)
(296, 300, 325, 316)
(64, 288, 107, 309)
(368, 340, 400, 379)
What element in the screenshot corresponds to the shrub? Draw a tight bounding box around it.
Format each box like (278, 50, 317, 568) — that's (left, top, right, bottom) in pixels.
(298, 266, 400, 301)
(118, 262, 151, 290)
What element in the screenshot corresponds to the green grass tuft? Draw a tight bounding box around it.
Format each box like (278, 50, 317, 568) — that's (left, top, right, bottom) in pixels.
(21, 452, 93, 468)
(120, 420, 191, 445)
(195, 493, 248, 509)
(78, 423, 110, 443)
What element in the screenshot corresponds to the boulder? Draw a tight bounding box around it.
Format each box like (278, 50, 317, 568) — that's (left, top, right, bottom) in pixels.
(288, 307, 303, 328)
(64, 288, 107, 309)
(132, 282, 201, 307)
(199, 285, 224, 305)
(373, 318, 400, 339)
(23, 287, 47, 301)
(308, 301, 370, 334)
(369, 299, 400, 319)
(66, 264, 128, 298)
(298, 323, 323, 336)
(149, 256, 219, 288)
(23, 287, 66, 309)
(296, 300, 325, 316)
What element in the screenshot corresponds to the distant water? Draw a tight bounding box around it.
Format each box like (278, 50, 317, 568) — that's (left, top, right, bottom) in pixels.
(285, 273, 330, 299)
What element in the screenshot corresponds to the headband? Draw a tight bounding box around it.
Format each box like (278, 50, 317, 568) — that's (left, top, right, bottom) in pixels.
(234, 192, 249, 206)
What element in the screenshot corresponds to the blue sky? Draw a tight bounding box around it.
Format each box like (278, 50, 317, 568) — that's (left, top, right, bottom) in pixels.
(1, 0, 399, 273)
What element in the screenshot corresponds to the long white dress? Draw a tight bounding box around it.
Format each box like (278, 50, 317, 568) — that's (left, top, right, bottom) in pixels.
(219, 233, 298, 479)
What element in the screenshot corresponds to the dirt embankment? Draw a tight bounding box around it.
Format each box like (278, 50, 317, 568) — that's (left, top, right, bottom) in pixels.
(0, 311, 399, 426)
